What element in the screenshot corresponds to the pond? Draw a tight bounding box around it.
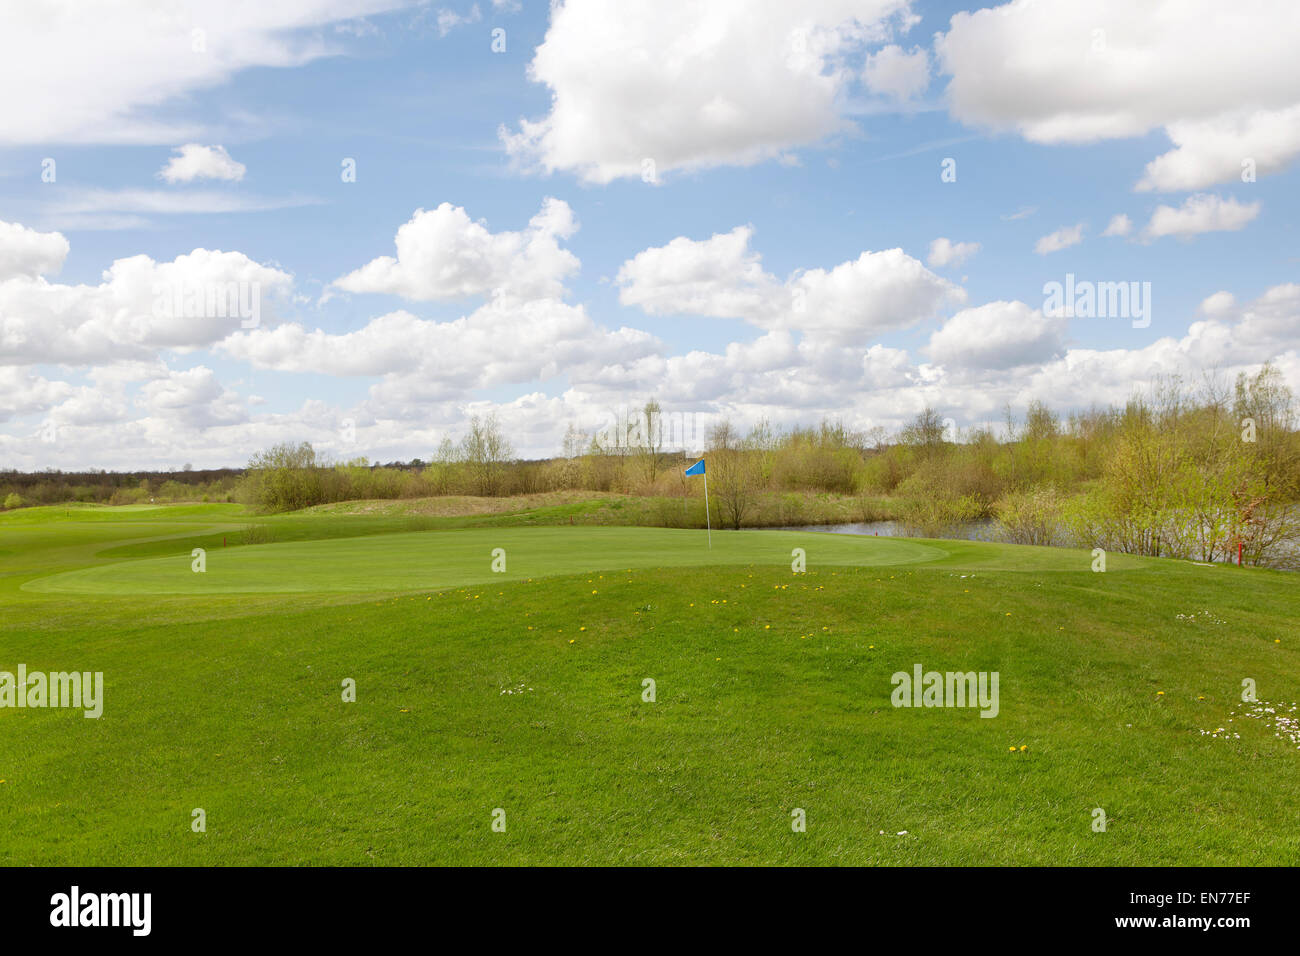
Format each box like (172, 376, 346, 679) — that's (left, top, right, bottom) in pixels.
(770, 519, 999, 541)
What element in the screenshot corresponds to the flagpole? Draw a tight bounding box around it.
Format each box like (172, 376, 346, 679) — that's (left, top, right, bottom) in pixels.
(703, 468, 711, 548)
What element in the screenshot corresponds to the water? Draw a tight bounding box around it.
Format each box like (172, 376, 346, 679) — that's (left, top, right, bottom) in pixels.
(772, 519, 999, 541)
(771, 519, 1298, 570)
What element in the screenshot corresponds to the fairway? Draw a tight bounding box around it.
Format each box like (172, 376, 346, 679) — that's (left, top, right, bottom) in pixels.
(24, 526, 944, 595)
(1, 503, 1297, 867)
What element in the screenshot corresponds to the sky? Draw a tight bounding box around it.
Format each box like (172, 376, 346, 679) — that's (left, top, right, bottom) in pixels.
(1, 0, 1297, 470)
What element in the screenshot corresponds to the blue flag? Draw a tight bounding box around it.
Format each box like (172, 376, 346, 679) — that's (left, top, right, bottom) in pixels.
(684, 458, 705, 476)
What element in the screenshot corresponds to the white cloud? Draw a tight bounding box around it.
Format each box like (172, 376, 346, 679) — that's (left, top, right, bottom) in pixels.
(789, 250, 964, 345)
(1198, 291, 1237, 317)
(1101, 214, 1132, 237)
(331, 198, 579, 301)
(218, 297, 659, 394)
(436, 4, 481, 37)
(927, 237, 979, 268)
(0, 0, 410, 144)
(925, 301, 1065, 371)
(936, 0, 1300, 190)
(0, 241, 293, 365)
(0, 220, 68, 279)
(862, 44, 930, 101)
(1034, 224, 1085, 255)
(1136, 105, 1300, 192)
(40, 188, 320, 231)
(615, 226, 779, 319)
(501, 0, 918, 183)
(0, 367, 74, 423)
(137, 366, 248, 428)
(1142, 194, 1260, 240)
(158, 144, 247, 183)
(617, 225, 963, 345)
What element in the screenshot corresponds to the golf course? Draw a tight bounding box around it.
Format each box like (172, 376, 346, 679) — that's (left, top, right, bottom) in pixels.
(1, 501, 1297, 865)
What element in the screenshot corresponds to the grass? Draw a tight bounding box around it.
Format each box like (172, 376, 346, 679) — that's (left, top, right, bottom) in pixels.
(0, 502, 1297, 865)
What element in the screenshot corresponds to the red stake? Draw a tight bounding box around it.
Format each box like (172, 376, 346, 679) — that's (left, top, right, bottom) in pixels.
(1238, 540, 1243, 566)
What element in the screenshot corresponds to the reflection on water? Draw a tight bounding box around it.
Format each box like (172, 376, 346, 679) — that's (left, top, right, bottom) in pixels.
(766, 520, 1298, 570)
(770, 519, 999, 541)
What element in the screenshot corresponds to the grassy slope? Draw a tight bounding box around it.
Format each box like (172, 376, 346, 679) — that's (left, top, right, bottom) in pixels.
(0, 503, 1297, 865)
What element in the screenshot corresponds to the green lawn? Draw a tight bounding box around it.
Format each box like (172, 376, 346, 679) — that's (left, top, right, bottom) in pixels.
(0, 502, 1296, 865)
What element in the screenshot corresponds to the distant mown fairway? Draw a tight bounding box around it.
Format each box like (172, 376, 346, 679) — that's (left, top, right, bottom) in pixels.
(1, 502, 1297, 865)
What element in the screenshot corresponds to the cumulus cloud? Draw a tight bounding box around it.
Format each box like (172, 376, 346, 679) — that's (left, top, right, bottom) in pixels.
(788, 250, 965, 345)
(936, 0, 1300, 190)
(331, 197, 579, 301)
(617, 226, 962, 346)
(0, 220, 69, 279)
(1142, 194, 1260, 240)
(1136, 105, 1300, 192)
(1101, 214, 1132, 237)
(927, 237, 979, 268)
(501, 0, 918, 183)
(0, 0, 408, 144)
(925, 301, 1065, 371)
(218, 296, 659, 394)
(0, 240, 293, 365)
(862, 44, 930, 100)
(137, 366, 248, 428)
(158, 144, 247, 183)
(0, 367, 74, 423)
(615, 226, 780, 319)
(1034, 224, 1085, 255)
(8, 278, 1300, 467)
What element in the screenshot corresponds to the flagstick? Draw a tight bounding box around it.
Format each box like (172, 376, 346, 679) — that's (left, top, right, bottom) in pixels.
(703, 469, 712, 549)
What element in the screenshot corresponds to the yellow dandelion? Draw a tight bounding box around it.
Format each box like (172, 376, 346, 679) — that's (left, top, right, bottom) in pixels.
(1019, 745, 1027, 752)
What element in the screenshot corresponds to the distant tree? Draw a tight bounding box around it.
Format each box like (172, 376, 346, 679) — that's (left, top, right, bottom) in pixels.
(899, 407, 946, 448)
(245, 442, 320, 512)
(460, 414, 514, 496)
(638, 399, 664, 484)
(706, 420, 757, 529)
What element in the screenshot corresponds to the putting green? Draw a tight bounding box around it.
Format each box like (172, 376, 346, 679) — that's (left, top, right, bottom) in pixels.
(23, 526, 945, 595)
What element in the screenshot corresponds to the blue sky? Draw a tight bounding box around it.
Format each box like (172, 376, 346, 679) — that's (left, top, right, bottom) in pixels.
(1, 0, 1297, 469)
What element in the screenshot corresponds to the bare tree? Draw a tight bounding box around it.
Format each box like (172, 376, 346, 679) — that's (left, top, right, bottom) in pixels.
(639, 399, 663, 484)
(706, 419, 756, 529)
(460, 413, 514, 496)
